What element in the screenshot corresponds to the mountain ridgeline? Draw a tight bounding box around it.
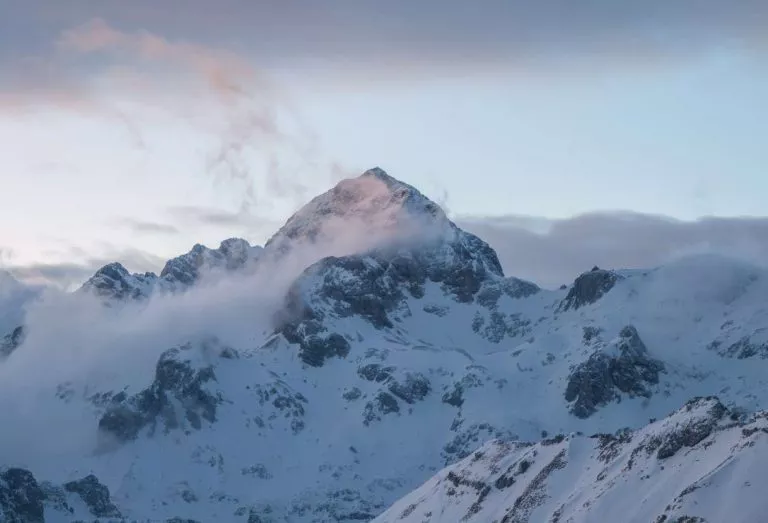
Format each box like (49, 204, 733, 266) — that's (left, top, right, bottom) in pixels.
(2, 168, 768, 522)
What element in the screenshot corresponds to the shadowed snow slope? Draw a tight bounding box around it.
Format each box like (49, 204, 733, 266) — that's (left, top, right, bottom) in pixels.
(2, 169, 768, 522)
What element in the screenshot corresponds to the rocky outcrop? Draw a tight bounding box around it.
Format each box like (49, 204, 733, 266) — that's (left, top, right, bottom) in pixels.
(81, 238, 262, 302)
(708, 334, 768, 360)
(0, 468, 123, 522)
(360, 368, 431, 425)
(63, 474, 121, 518)
(159, 238, 262, 286)
(0, 468, 45, 523)
(565, 325, 665, 418)
(80, 262, 159, 301)
(476, 278, 540, 309)
(559, 266, 622, 311)
(0, 325, 24, 358)
(98, 342, 221, 442)
(642, 397, 728, 460)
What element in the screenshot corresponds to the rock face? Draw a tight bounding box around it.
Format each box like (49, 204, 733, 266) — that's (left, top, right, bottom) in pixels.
(98, 341, 222, 442)
(709, 334, 768, 360)
(559, 266, 622, 311)
(63, 474, 121, 518)
(159, 238, 262, 286)
(80, 261, 159, 301)
(565, 325, 665, 418)
(0, 467, 124, 522)
(374, 397, 764, 523)
(0, 325, 24, 358)
(0, 468, 45, 523)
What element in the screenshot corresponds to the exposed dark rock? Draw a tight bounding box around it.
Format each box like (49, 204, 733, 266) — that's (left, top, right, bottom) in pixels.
(277, 307, 351, 368)
(473, 311, 532, 343)
(98, 343, 221, 442)
(423, 303, 449, 316)
(80, 238, 261, 302)
(442, 383, 465, 408)
(648, 397, 728, 460)
(0, 325, 25, 358)
(160, 238, 258, 286)
(0, 467, 45, 523)
(709, 335, 768, 359)
(342, 387, 362, 401)
(298, 333, 351, 367)
(250, 381, 307, 434)
(582, 326, 602, 344)
(80, 262, 158, 301)
(63, 474, 121, 518)
(388, 373, 431, 404)
(442, 423, 517, 464)
(357, 363, 396, 383)
(559, 268, 623, 311)
(565, 326, 665, 418)
(363, 392, 400, 425)
(477, 278, 540, 308)
(500, 449, 568, 523)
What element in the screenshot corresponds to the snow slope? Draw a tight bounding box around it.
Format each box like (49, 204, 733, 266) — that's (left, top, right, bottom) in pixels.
(2, 169, 768, 522)
(375, 397, 766, 523)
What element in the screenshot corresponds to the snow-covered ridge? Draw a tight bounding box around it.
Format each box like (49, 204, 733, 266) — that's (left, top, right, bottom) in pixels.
(375, 396, 767, 523)
(79, 238, 264, 302)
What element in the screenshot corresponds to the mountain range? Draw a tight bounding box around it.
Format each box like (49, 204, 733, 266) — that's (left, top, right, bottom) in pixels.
(1, 168, 767, 522)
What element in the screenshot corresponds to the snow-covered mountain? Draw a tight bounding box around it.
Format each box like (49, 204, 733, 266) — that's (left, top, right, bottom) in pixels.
(375, 396, 766, 523)
(2, 168, 768, 522)
(80, 238, 264, 301)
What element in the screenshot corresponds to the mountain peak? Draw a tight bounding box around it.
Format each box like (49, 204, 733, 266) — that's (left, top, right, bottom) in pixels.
(264, 168, 447, 256)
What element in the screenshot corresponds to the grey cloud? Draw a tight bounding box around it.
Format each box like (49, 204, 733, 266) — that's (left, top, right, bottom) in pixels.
(166, 205, 251, 227)
(1, 1, 766, 79)
(166, 205, 284, 240)
(112, 218, 180, 235)
(457, 212, 768, 289)
(6, 247, 166, 290)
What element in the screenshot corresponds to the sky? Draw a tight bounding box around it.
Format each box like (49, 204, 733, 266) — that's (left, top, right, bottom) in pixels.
(1, 1, 767, 288)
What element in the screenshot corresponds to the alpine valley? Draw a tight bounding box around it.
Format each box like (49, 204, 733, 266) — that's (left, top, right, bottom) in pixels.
(2, 169, 768, 523)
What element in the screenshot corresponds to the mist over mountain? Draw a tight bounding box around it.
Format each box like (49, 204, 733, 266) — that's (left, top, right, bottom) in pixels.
(2, 169, 768, 522)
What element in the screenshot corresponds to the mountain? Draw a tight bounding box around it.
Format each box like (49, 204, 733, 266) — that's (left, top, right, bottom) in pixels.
(374, 397, 766, 523)
(79, 238, 264, 301)
(2, 169, 768, 522)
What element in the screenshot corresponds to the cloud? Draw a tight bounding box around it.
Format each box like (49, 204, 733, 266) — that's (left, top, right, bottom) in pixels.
(3, 1, 766, 84)
(166, 205, 248, 227)
(111, 218, 179, 235)
(0, 247, 14, 265)
(3, 17, 342, 216)
(457, 212, 768, 288)
(6, 246, 167, 290)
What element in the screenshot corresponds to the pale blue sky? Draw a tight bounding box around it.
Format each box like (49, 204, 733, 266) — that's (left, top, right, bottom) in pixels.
(0, 1, 766, 286)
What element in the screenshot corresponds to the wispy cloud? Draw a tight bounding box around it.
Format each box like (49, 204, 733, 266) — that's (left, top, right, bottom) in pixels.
(4, 17, 342, 215)
(5, 246, 167, 290)
(111, 218, 180, 236)
(458, 212, 768, 288)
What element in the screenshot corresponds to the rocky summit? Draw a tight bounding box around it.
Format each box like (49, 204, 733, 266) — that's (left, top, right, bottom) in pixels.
(2, 169, 768, 522)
